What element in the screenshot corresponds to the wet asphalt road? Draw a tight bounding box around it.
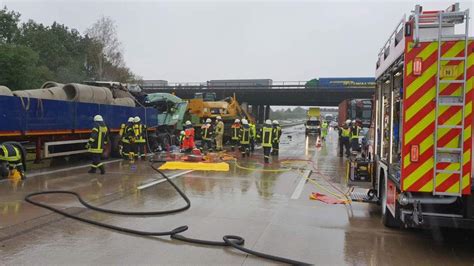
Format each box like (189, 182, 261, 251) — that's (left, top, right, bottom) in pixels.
(1, 124, 474, 265)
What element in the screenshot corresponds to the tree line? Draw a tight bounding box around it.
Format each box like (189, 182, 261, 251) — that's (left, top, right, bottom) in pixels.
(0, 7, 139, 90)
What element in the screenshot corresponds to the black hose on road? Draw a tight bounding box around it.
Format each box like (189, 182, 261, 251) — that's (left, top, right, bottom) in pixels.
(24, 161, 310, 265)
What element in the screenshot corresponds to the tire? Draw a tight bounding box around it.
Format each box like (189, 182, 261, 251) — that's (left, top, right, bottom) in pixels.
(380, 174, 400, 228)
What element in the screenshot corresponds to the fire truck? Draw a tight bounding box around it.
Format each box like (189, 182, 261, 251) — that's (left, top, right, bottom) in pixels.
(367, 3, 474, 228)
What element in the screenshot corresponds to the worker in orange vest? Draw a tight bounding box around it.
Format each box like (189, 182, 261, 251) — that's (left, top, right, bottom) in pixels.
(182, 120, 195, 152)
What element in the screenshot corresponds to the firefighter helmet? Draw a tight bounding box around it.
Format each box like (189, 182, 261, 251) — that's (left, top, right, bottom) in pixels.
(206, 118, 212, 123)
(242, 119, 248, 125)
(272, 120, 279, 125)
(185, 120, 192, 126)
(235, 119, 240, 123)
(265, 119, 272, 125)
(134, 116, 141, 123)
(94, 115, 103, 122)
(128, 117, 134, 123)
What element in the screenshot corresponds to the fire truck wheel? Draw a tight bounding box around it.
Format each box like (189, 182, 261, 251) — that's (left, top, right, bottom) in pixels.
(380, 175, 400, 228)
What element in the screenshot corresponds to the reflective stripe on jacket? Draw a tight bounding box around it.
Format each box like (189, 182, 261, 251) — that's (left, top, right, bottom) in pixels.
(240, 126, 250, 144)
(261, 127, 273, 148)
(0, 144, 20, 162)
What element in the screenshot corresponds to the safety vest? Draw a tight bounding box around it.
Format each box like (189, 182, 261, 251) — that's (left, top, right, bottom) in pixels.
(240, 127, 250, 144)
(231, 124, 240, 140)
(0, 144, 21, 162)
(261, 127, 273, 148)
(273, 126, 282, 143)
(249, 124, 256, 139)
(351, 126, 360, 140)
(201, 124, 212, 140)
(134, 124, 146, 143)
(88, 123, 108, 154)
(322, 122, 328, 129)
(341, 127, 350, 138)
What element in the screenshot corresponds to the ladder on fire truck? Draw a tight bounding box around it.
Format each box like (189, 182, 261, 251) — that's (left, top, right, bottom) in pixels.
(432, 7, 470, 196)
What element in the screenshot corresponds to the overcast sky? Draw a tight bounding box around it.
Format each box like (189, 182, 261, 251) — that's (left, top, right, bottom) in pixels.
(3, 0, 473, 82)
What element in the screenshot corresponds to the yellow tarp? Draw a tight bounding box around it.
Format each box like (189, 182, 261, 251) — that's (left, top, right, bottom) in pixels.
(159, 161, 230, 171)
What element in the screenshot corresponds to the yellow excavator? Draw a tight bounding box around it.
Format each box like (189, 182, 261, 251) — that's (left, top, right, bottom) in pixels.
(186, 92, 254, 141)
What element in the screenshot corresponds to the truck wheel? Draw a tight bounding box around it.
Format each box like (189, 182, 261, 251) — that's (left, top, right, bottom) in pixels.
(380, 175, 400, 228)
(158, 133, 171, 151)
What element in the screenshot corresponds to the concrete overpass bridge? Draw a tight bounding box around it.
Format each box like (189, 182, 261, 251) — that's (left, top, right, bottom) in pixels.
(142, 83, 374, 123)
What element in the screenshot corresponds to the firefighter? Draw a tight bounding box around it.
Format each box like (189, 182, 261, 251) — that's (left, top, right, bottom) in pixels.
(201, 118, 213, 153)
(86, 115, 108, 174)
(350, 119, 361, 152)
(214, 116, 224, 151)
(182, 120, 195, 152)
(0, 142, 26, 180)
(249, 121, 256, 153)
(258, 119, 273, 164)
(271, 120, 282, 156)
(239, 119, 251, 158)
(339, 119, 351, 157)
(119, 117, 134, 159)
(230, 119, 241, 151)
(178, 131, 186, 150)
(321, 120, 328, 141)
(133, 116, 147, 160)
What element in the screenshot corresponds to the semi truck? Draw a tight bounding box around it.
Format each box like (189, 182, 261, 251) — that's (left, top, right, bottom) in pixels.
(305, 107, 321, 135)
(361, 3, 474, 229)
(338, 99, 372, 128)
(0, 82, 186, 162)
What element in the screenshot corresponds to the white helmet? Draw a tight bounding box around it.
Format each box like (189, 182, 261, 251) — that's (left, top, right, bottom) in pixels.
(346, 119, 351, 125)
(180, 131, 185, 135)
(235, 119, 240, 123)
(265, 119, 272, 125)
(206, 118, 212, 123)
(272, 120, 279, 125)
(185, 120, 192, 126)
(134, 116, 141, 123)
(216, 116, 222, 120)
(94, 115, 103, 122)
(128, 117, 134, 123)
(352, 120, 356, 124)
(241, 119, 248, 125)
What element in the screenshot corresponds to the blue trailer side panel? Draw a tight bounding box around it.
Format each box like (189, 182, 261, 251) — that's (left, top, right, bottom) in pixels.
(25, 98, 75, 132)
(0, 96, 24, 132)
(0, 95, 160, 134)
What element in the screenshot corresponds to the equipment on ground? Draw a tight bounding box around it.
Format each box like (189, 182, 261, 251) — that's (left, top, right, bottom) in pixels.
(366, 3, 474, 229)
(338, 99, 372, 128)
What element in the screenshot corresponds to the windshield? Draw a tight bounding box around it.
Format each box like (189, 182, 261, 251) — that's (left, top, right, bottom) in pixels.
(306, 120, 320, 126)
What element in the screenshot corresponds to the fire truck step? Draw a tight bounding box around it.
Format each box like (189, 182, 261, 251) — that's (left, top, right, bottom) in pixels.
(349, 191, 378, 204)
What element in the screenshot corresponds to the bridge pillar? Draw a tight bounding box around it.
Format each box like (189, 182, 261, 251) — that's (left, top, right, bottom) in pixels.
(258, 105, 265, 124)
(265, 105, 271, 121)
(251, 105, 258, 121)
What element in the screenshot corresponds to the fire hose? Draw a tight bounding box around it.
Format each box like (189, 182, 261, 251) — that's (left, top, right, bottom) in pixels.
(24, 160, 310, 265)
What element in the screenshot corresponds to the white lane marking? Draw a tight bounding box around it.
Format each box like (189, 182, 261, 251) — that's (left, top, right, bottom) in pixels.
(137, 170, 193, 190)
(291, 170, 311, 200)
(28, 159, 123, 177)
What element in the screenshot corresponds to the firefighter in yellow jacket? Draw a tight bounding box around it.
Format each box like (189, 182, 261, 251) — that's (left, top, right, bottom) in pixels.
(201, 118, 213, 153)
(86, 115, 108, 174)
(271, 120, 282, 156)
(0, 142, 26, 180)
(214, 116, 224, 151)
(249, 122, 256, 153)
(239, 119, 251, 158)
(119, 117, 134, 158)
(133, 116, 147, 160)
(258, 119, 273, 164)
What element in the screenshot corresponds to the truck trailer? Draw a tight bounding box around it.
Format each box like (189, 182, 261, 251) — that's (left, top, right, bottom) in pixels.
(338, 99, 372, 128)
(0, 84, 186, 162)
(368, 3, 474, 229)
